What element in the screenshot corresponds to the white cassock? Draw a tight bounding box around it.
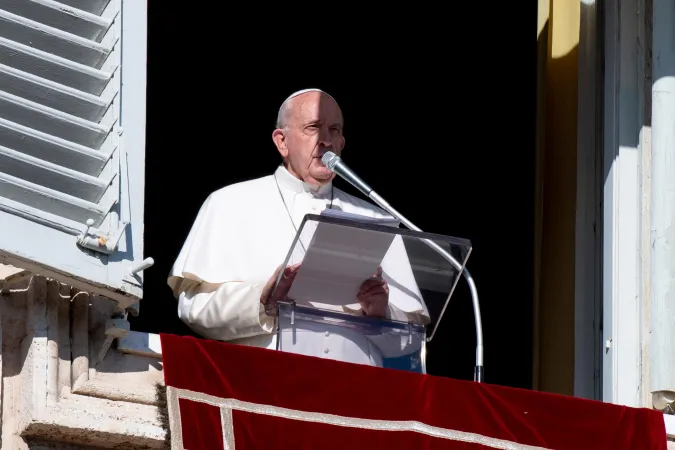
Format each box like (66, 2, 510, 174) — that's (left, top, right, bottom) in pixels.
(168, 165, 430, 367)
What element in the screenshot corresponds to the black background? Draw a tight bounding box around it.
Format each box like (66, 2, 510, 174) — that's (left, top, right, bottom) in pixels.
(131, 6, 539, 389)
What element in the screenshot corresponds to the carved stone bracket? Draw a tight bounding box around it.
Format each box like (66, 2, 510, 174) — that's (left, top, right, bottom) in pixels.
(0, 271, 166, 449)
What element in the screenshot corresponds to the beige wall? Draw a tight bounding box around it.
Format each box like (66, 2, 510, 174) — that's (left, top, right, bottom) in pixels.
(533, 0, 580, 396)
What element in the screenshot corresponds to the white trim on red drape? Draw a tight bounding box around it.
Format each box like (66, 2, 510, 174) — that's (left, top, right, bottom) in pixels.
(166, 386, 552, 450)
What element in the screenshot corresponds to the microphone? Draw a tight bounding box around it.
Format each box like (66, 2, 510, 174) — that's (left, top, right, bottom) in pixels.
(321, 151, 373, 196)
(321, 151, 485, 383)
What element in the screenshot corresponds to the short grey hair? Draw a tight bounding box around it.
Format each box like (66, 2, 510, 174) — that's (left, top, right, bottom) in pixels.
(275, 99, 293, 129)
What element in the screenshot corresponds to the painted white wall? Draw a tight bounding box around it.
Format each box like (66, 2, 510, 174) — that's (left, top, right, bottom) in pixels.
(602, 0, 675, 423)
(650, 0, 675, 408)
(602, 0, 644, 407)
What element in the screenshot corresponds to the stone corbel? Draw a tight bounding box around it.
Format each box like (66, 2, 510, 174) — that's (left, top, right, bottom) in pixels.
(71, 288, 164, 407)
(0, 271, 166, 449)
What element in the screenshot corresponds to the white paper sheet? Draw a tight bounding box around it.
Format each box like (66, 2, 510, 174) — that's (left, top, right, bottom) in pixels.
(287, 210, 398, 306)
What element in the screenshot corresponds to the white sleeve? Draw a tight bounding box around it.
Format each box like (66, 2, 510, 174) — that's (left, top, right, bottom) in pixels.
(177, 280, 275, 341)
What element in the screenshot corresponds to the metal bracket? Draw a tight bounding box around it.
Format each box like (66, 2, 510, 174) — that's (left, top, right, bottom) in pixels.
(129, 257, 155, 277)
(291, 301, 296, 326)
(76, 135, 130, 256)
(96, 317, 130, 364)
(122, 257, 154, 287)
(76, 218, 129, 255)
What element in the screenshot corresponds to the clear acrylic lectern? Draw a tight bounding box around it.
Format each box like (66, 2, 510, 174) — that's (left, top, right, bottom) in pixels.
(267, 211, 472, 374)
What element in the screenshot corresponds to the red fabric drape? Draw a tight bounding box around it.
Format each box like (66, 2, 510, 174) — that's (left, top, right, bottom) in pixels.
(160, 333, 667, 449)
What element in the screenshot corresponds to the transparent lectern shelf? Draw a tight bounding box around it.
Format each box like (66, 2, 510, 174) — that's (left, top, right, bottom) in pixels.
(276, 302, 427, 373)
(269, 213, 473, 373)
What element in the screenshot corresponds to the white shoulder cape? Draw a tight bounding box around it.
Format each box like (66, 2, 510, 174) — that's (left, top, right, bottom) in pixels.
(168, 174, 428, 315)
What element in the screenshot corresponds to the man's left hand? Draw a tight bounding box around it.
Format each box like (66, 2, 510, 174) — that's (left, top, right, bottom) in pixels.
(357, 266, 389, 318)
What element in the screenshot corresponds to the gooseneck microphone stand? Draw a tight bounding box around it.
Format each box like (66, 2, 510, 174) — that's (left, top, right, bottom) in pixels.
(322, 152, 484, 383)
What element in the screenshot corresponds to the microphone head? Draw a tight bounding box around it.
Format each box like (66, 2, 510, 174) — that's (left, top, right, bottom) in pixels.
(321, 151, 340, 171)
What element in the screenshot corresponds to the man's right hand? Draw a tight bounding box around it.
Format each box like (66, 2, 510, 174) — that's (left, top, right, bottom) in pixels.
(260, 263, 301, 310)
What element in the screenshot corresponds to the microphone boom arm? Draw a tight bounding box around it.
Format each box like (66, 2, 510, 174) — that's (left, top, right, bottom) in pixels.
(322, 152, 484, 383)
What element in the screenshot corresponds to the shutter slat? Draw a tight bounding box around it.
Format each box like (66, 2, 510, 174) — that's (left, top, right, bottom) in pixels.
(0, 144, 111, 202)
(0, 0, 112, 41)
(0, 117, 107, 175)
(55, 0, 111, 17)
(0, 8, 112, 68)
(0, 171, 113, 225)
(0, 64, 110, 121)
(0, 0, 147, 306)
(0, 195, 83, 235)
(0, 90, 110, 148)
(0, 36, 112, 95)
(0, 0, 116, 227)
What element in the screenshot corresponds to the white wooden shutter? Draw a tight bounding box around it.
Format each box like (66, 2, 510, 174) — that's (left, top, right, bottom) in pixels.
(0, 0, 148, 308)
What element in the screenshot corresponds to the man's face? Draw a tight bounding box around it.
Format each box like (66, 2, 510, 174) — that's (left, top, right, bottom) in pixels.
(273, 92, 345, 185)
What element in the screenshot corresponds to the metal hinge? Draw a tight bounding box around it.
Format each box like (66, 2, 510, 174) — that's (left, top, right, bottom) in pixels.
(76, 218, 129, 254)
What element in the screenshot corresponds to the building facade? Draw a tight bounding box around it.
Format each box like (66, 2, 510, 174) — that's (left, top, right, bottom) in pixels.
(0, 0, 673, 447)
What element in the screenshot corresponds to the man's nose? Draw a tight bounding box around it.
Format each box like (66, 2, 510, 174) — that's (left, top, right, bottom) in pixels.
(318, 126, 332, 146)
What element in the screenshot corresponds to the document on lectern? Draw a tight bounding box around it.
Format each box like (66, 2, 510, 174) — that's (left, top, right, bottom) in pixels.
(319, 208, 399, 227)
(286, 210, 399, 306)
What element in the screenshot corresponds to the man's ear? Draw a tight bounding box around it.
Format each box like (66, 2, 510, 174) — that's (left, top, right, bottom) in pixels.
(272, 129, 288, 158)
(339, 135, 346, 152)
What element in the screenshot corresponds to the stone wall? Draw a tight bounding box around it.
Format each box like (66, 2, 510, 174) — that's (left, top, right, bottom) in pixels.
(0, 264, 166, 449)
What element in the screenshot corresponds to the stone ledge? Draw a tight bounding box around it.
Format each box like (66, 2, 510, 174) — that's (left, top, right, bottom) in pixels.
(665, 413, 675, 439)
(118, 330, 163, 359)
(22, 398, 165, 449)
